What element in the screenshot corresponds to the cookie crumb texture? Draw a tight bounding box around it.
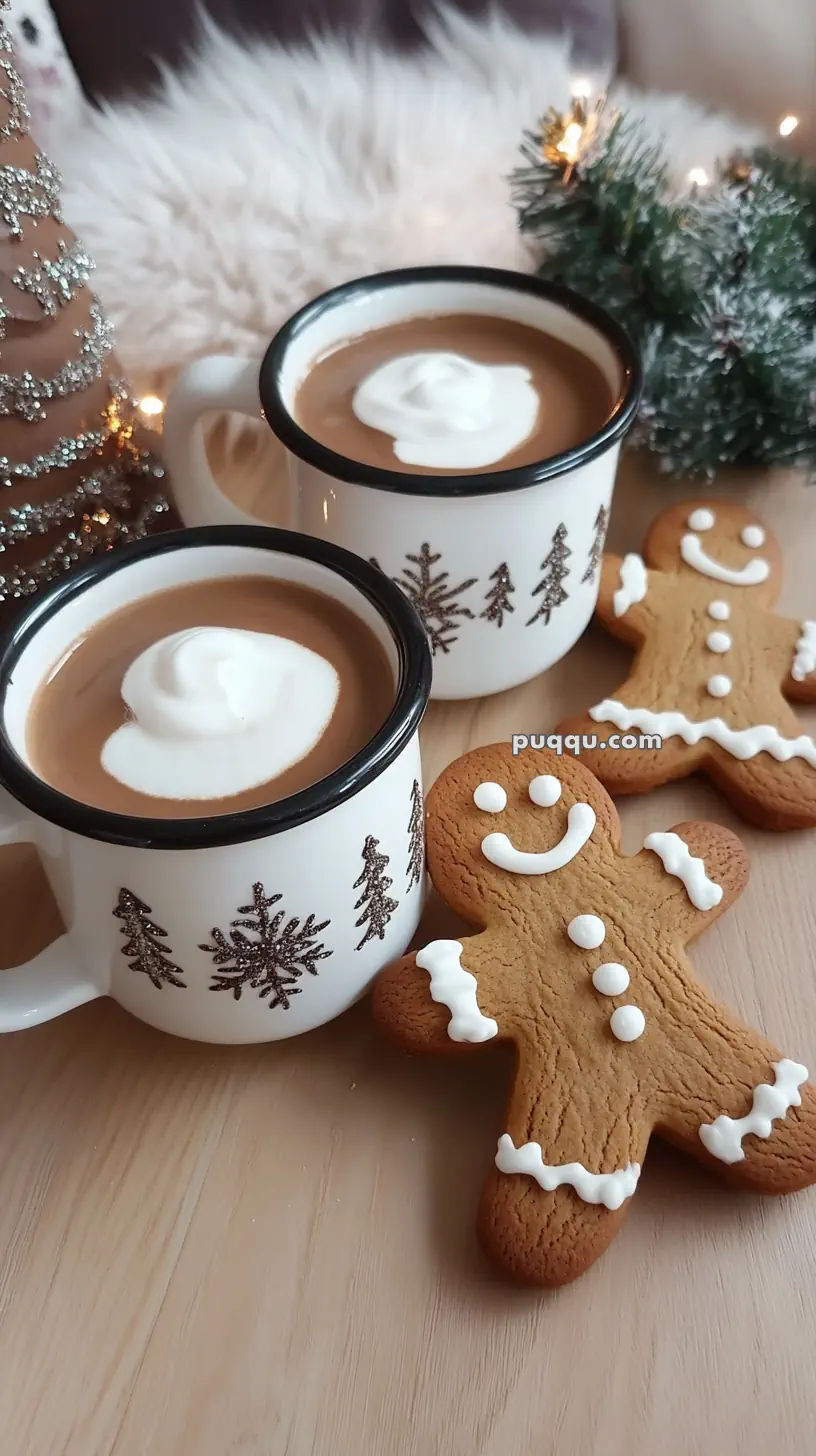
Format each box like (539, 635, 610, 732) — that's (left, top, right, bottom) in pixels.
(372, 743, 816, 1288)
(557, 499, 816, 830)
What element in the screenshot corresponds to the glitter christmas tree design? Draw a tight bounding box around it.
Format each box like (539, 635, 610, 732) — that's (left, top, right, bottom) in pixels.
(201, 882, 332, 1011)
(480, 562, 516, 627)
(113, 888, 187, 990)
(581, 505, 608, 584)
(527, 523, 571, 626)
(354, 836, 398, 950)
(406, 779, 425, 890)
(374, 543, 477, 655)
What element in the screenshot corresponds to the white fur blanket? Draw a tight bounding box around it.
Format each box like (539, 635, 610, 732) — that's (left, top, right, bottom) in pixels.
(54, 10, 761, 390)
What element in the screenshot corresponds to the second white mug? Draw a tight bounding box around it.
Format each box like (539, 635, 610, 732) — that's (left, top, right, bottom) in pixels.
(163, 266, 642, 700)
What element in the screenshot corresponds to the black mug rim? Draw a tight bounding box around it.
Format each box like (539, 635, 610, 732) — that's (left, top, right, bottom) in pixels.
(259, 265, 643, 498)
(0, 526, 432, 850)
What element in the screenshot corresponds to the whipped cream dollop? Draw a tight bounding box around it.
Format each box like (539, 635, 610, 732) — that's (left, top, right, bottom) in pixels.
(101, 627, 340, 801)
(352, 350, 540, 470)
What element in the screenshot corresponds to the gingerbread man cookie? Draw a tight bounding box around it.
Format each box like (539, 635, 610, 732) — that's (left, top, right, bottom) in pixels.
(558, 500, 816, 829)
(373, 744, 816, 1288)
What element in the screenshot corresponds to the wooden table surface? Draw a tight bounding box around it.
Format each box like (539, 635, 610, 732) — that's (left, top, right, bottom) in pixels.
(1, 443, 815, 1456)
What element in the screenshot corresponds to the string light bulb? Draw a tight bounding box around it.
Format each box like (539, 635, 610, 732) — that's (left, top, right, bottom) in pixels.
(779, 115, 799, 137)
(688, 167, 710, 188)
(139, 394, 165, 418)
(557, 121, 585, 165)
(541, 93, 607, 183)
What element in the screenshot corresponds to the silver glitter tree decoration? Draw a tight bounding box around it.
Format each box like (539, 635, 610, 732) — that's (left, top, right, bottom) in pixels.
(113, 888, 187, 990)
(0, 3, 171, 618)
(353, 835, 398, 950)
(527, 523, 571, 626)
(480, 562, 516, 627)
(406, 780, 424, 891)
(581, 506, 608, 584)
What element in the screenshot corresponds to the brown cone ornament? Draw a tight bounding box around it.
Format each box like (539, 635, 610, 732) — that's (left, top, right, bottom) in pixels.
(0, 2, 172, 624)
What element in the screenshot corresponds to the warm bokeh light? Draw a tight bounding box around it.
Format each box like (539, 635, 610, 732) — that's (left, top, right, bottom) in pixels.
(779, 115, 799, 137)
(558, 122, 584, 164)
(139, 394, 165, 417)
(688, 167, 710, 188)
(571, 77, 592, 100)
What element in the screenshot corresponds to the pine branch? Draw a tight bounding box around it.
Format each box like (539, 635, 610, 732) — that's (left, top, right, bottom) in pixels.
(512, 103, 816, 478)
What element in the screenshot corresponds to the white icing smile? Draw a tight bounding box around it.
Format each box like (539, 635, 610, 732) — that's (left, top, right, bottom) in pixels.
(680, 532, 769, 586)
(481, 802, 596, 875)
(352, 350, 539, 470)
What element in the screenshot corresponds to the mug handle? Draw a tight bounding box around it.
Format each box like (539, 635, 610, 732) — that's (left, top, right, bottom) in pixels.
(163, 356, 289, 529)
(0, 795, 100, 1031)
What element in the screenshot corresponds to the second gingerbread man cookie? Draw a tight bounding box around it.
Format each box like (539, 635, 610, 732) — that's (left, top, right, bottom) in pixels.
(558, 499, 816, 829)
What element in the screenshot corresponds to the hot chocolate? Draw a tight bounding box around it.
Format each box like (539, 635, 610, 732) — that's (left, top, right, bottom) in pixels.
(294, 313, 614, 475)
(27, 576, 395, 818)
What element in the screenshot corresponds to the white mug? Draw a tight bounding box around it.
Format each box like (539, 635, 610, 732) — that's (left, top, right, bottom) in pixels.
(0, 526, 431, 1043)
(164, 266, 642, 700)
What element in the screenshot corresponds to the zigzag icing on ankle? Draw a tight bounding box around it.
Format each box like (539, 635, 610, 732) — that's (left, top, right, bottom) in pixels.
(643, 831, 723, 911)
(589, 700, 816, 769)
(495, 1134, 641, 1210)
(792, 621, 816, 682)
(416, 939, 498, 1043)
(699, 1060, 808, 1164)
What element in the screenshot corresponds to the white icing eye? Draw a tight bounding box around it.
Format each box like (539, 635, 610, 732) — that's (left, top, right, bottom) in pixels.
(687, 507, 716, 532)
(473, 781, 507, 814)
(568, 914, 606, 949)
(741, 524, 765, 548)
(707, 600, 730, 621)
(529, 774, 561, 807)
(610, 1005, 646, 1042)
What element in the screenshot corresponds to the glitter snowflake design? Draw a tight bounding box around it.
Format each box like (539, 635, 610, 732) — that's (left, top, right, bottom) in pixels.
(201, 882, 333, 1011)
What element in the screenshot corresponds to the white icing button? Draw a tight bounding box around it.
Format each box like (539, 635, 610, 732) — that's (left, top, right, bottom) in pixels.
(741, 524, 766, 548)
(706, 630, 732, 654)
(529, 774, 561, 807)
(687, 507, 715, 532)
(707, 600, 731, 621)
(473, 781, 507, 813)
(707, 674, 732, 698)
(610, 1005, 646, 1042)
(592, 963, 630, 996)
(568, 914, 606, 950)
